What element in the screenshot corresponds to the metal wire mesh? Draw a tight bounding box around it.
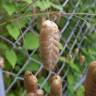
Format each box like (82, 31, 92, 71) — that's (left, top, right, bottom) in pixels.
(0, 0, 95, 96)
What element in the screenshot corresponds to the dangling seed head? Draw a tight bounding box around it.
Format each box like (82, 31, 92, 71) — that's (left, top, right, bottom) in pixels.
(84, 61, 96, 96)
(24, 71, 38, 93)
(50, 75, 62, 96)
(40, 20, 60, 70)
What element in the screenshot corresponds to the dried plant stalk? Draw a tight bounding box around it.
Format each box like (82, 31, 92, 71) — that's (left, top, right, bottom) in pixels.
(84, 61, 96, 96)
(50, 75, 62, 96)
(40, 20, 60, 70)
(24, 71, 38, 93)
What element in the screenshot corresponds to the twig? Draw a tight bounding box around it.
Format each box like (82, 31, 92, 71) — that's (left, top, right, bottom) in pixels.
(0, 11, 96, 26)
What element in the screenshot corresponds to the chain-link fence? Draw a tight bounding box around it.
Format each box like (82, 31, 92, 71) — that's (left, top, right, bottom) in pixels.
(0, 0, 96, 96)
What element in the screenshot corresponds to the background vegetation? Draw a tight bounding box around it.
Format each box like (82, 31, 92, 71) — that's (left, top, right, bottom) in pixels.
(0, 0, 96, 96)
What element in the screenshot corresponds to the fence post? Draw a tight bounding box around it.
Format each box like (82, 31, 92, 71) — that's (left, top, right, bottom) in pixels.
(0, 69, 5, 96)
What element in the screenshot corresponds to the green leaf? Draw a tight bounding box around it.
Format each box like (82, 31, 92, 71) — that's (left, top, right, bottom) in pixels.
(67, 74, 74, 95)
(25, 63, 40, 72)
(69, 61, 80, 73)
(43, 82, 50, 93)
(16, 18, 28, 29)
(23, 32, 39, 49)
(59, 56, 66, 62)
(7, 24, 20, 40)
(38, 77, 50, 93)
(25, 54, 40, 72)
(0, 42, 9, 50)
(67, 59, 80, 73)
(59, 43, 63, 50)
(38, 77, 45, 85)
(76, 86, 84, 96)
(3, 3, 17, 15)
(34, 0, 51, 11)
(23, 0, 33, 4)
(51, 3, 63, 10)
(5, 49, 17, 68)
(67, 74, 74, 87)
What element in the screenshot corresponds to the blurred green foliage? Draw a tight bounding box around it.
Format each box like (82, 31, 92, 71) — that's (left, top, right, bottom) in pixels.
(0, 0, 96, 96)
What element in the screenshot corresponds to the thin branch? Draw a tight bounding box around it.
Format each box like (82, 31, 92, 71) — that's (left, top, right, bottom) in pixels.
(0, 11, 96, 26)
